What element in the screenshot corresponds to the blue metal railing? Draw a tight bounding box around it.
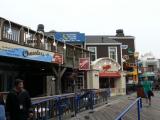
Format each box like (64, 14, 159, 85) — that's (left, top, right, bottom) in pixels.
(31, 89, 109, 120)
(115, 97, 142, 120)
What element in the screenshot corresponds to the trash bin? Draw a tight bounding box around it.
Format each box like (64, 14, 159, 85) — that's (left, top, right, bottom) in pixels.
(136, 84, 145, 98)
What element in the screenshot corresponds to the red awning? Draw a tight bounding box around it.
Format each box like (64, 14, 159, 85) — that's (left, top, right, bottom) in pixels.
(99, 72, 121, 78)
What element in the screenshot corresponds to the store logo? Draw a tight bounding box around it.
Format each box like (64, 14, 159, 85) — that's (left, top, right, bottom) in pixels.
(79, 58, 90, 70)
(23, 50, 28, 57)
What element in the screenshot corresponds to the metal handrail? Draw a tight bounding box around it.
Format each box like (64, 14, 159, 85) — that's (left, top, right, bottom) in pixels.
(115, 97, 142, 120)
(31, 89, 109, 120)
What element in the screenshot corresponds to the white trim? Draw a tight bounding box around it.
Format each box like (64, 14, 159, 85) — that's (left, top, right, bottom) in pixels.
(108, 36, 135, 39)
(108, 46, 118, 62)
(120, 44, 123, 71)
(87, 47, 97, 61)
(86, 43, 122, 45)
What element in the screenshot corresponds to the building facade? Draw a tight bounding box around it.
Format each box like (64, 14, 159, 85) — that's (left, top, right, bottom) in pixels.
(139, 52, 158, 82)
(108, 29, 137, 85)
(0, 17, 91, 97)
(85, 35, 126, 96)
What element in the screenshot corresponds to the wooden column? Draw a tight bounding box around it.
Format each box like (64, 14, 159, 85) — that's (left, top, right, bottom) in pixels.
(0, 19, 5, 40)
(52, 65, 66, 94)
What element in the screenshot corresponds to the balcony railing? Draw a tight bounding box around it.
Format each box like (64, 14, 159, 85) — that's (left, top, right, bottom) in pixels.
(31, 89, 109, 120)
(0, 17, 91, 68)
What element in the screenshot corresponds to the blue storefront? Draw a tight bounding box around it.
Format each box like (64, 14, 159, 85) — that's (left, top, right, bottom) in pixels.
(0, 41, 58, 97)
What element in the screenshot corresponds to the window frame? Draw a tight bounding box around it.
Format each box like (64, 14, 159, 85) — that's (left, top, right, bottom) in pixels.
(87, 46, 97, 61)
(108, 46, 118, 62)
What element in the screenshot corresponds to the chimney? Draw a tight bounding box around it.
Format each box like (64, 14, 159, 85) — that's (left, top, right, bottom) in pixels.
(37, 24, 44, 33)
(116, 29, 124, 36)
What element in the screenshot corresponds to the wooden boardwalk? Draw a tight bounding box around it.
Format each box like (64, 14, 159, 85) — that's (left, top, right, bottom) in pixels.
(68, 91, 160, 120)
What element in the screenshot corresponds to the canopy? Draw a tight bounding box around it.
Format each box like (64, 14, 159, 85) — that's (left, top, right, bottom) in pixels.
(99, 72, 121, 78)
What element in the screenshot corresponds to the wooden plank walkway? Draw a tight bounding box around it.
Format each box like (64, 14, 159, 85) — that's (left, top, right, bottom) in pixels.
(68, 91, 160, 120)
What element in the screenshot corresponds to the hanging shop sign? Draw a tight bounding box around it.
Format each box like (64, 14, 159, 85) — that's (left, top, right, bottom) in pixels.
(0, 41, 59, 63)
(53, 53, 63, 64)
(123, 55, 129, 60)
(128, 48, 134, 55)
(122, 45, 128, 49)
(79, 58, 90, 70)
(54, 32, 85, 43)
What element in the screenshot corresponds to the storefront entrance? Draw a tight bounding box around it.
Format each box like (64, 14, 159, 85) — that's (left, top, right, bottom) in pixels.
(99, 77, 115, 88)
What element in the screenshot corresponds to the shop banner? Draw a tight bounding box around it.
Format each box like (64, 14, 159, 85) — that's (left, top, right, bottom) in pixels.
(54, 32, 85, 43)
(0, 41, 61, 63)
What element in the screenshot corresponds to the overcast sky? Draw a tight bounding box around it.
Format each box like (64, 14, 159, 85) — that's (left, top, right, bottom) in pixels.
(0, 0, 160, 58)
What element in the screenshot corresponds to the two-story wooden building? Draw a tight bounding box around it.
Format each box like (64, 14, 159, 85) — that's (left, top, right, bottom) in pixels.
(108, 29, 137, 85)
(85, 36, 126, 96)
(0, 17, 91, 97)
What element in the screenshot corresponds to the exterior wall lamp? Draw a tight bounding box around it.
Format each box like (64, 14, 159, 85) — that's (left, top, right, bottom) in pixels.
(6, 19, 12, 35)
(52, 34, 66, 52)
(26, 27, 30, 39)
(63, 40, 66, 50)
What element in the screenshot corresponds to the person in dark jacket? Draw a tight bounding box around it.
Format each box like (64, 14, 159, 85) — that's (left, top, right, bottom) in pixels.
(6, 79, 33, 120)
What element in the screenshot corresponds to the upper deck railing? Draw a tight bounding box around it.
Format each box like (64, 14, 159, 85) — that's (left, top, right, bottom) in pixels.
(0, 17, 91, 68)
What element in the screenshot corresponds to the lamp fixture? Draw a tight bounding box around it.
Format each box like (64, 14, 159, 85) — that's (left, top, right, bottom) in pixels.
(41, 33, 45, 43)
(52, 34, 57, 46)
(6, 19, 12, 34)
(53, 41, 57, 46)
(26, 27, 30, 38)
(63, 41, 66, 49)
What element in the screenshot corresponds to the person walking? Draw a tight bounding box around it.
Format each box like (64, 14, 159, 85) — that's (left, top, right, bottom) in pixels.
(6, 79, 33, 120)
(141, 77, 153, 106)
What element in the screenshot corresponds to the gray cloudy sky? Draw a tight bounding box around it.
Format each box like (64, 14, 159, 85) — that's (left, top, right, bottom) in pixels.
(0, 0, 160, 58)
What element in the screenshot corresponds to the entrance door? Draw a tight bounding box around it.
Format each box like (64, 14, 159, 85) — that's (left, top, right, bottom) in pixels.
(99, 77, 115, 88)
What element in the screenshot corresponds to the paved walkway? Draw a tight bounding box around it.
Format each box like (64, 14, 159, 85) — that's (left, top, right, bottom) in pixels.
(68, 91, 160, 120)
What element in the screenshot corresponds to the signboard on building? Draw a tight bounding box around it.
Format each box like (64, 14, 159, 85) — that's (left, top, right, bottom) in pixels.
(54, 32, 85, 43)
(122, 45, 128, 49)
(53, 53, 63, 64)
(79, 58, 90, 70)
(0, 41, 61, 64)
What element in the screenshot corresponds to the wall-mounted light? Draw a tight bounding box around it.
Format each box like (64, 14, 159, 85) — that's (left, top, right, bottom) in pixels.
(6, 19, 12, 34)
(40, 32, 44, 43)
(63, 40, 66, 49)
(26, 27, 30, 38)
(52, 34, 56, 46)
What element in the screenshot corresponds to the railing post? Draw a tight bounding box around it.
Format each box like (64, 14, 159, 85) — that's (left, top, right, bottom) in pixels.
(140, 98, 142, 109)
(56, 97, 62, 120)
(137, 98, 141, 120)
(74, 94, 78, 116)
